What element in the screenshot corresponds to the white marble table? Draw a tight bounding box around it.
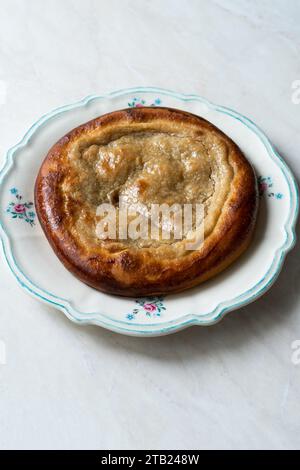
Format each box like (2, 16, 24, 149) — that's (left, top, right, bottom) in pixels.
(0, 0, 299, 450)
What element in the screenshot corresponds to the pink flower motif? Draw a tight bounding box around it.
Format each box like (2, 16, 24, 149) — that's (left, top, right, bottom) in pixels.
(259, 182, 268, 193)
(143, 303, 156, 312)
(14, 204, 26, 213)
(135, 103, 143, 107)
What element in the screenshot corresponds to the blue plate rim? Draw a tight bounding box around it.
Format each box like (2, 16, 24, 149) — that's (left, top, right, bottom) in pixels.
(0, 86, 298, 335)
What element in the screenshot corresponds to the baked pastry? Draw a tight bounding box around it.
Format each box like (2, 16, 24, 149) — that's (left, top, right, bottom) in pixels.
(35, 107, 258, 296)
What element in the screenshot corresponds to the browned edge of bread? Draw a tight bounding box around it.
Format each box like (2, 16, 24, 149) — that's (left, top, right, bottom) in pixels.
(35, 107, 259, 296)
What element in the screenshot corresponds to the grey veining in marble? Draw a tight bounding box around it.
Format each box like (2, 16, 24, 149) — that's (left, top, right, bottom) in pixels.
(0, 0, 299, 450)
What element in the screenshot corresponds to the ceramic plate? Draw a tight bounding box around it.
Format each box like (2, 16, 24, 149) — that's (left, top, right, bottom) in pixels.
(0, 87, 298, 336)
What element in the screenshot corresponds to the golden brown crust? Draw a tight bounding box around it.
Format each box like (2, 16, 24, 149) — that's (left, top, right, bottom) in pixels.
(35, 107, 258, 296)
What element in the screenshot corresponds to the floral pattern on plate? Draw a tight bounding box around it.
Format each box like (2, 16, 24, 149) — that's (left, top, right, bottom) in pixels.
(258, 176, 283, 199)
(126, 297, 166, 321)
(6, 188, 35, 226)
(128, 97, 162, 108)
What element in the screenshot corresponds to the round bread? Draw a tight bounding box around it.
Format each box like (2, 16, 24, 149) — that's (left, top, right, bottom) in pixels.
(35, 107, 258, 296)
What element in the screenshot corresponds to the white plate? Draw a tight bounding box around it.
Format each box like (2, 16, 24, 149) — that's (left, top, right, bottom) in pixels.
(0, 87, 298, 336)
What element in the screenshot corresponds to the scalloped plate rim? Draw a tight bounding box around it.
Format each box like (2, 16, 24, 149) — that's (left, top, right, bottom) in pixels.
(0, 86, 298, 336)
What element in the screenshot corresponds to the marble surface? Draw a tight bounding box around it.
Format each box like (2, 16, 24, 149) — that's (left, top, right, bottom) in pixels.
(0, 0, 300, 450)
